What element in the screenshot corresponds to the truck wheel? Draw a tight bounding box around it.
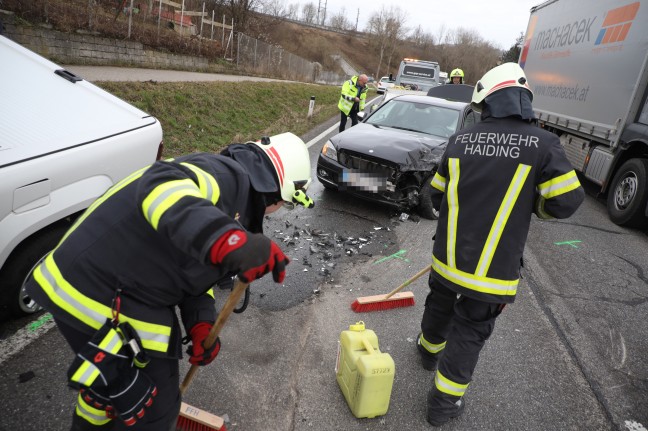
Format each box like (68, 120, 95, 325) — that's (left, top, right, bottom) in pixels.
(0, 223, 69, 320)
(417, 175, 440, 220)
(607, 158, 648, 228)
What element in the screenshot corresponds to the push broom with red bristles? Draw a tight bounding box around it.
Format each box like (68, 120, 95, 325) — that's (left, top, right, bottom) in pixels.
(351, 264, 432, 312)
(176, 279, 250, 431)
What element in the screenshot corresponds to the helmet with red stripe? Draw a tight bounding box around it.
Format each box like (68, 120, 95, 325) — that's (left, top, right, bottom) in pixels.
(471, 62, 533, 112)
(250, 132, 313, 207)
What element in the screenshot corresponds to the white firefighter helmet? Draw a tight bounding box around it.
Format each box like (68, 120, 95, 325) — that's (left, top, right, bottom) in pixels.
(471, 62, 533, 111)
(250, 132, 314, 207)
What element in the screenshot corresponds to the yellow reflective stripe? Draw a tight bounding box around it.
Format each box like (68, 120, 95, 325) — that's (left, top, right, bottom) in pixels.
(180, 162, 221, 204)
(59, 166, 149, 245)
(431, 172, 446, 192)
(34, 254, 171, 352)
(71, 360, 101, 387)
(142, 179, 202, 230)
(446, 159, 460, 268)
(419, 333, 446, 354)
(76, 395, 112, 426)
(432, 255, 518, 296)
(476, 164, 530, 277)
(537, 170, 581, 199)
(205, 288, 215, 299)
(435, 371, 469, 397)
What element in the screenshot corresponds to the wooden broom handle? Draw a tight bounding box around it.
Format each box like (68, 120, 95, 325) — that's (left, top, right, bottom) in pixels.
(383, 263, 433, 300)
(180, 279, 249, 394)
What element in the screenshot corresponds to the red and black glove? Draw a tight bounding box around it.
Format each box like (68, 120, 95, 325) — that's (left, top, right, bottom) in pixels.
(187, 322, 221, 366)
(210, 229, 289, 283)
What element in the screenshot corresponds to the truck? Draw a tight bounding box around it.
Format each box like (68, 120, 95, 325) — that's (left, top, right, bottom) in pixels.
(0, 35, 164, 319)
(519, 0, 648, 228)
(393, 58, 442, 92)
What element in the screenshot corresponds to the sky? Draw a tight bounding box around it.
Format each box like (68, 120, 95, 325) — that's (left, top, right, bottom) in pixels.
(288, 0, 541, 49)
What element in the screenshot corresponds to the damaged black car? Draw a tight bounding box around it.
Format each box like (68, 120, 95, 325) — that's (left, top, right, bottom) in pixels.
(317, 88, 478, 219)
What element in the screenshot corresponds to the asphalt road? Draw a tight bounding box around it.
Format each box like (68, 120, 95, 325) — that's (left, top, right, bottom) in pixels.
(0, 67, 646, 431)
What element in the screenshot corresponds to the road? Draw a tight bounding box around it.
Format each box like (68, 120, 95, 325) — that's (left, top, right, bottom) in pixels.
(0, 67, 647, 431)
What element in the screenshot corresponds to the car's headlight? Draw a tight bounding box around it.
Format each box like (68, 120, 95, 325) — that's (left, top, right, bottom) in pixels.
(321, 140, 338, 161)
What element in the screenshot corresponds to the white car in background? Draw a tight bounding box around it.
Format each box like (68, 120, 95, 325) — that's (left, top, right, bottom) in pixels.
(0, 36, 164, 319)
(376, 76, 396, 94)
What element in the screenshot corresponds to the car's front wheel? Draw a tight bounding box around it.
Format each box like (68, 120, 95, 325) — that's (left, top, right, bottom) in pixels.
(417, 174, 439, 220)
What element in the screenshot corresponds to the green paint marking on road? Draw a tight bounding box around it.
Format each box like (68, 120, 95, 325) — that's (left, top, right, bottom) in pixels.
(28, 313, 53, 332)
(373, 249, 410, 264)
(554, 240, 582, 248)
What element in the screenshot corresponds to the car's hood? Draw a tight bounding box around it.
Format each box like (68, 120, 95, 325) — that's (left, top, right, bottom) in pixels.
(331, 123, 447, 170)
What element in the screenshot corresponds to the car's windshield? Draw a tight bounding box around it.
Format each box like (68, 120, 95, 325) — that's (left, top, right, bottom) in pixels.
(366, 100, 460, 138)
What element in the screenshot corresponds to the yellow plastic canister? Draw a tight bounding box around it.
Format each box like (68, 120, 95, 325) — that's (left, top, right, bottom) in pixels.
(335, 321, 395, 418)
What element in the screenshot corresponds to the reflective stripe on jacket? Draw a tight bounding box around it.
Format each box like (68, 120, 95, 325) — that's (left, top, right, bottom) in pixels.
(338, 76, 367, 115)
(25, 153, 263, 358)
(429, 117, 584, 303)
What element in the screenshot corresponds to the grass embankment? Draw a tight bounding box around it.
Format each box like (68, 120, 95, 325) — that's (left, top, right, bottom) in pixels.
(97, 81, 359, 158)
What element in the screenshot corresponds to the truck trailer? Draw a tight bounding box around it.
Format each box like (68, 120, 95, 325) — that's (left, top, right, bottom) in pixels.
(520, 0, 648, 227)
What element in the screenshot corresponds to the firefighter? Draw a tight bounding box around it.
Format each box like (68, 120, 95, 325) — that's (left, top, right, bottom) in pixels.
(416, 63, 584, 426)
(24, 132, 314, 430)
(338, 74, 368, 133)
(449, 68, 464, 84)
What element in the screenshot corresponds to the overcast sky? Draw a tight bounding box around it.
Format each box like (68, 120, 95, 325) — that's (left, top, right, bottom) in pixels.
(288, 0, 541, 49)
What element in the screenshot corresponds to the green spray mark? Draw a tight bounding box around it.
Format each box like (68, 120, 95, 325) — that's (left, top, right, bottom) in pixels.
(554, 240, 581, 248)
(28, 313, 53, 332)
(373, 249, 410, 264)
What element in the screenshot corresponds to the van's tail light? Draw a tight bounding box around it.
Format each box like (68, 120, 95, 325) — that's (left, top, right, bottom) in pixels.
(156, 141, 164, 160)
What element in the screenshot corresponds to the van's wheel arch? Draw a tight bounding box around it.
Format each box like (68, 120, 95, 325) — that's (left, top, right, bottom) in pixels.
(0, 222, 70, 319)
(606, 158, 648, 228)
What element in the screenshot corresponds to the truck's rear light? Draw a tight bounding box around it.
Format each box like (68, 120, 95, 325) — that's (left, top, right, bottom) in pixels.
(156, 142, 164, 160)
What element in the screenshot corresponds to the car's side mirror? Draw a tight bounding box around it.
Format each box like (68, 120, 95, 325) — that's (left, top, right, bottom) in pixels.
(358, 111, 366, 120)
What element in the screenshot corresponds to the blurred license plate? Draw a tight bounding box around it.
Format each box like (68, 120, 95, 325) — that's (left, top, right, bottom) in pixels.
(340, 169, 388, 192)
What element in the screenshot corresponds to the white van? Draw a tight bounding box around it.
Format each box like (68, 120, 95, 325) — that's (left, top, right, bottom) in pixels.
(0, 36, 163, 319)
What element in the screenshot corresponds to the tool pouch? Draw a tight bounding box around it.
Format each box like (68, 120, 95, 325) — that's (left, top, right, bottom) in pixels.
(67, 319, 129, 390)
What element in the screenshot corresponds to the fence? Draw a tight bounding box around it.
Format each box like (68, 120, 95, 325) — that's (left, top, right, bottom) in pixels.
(236, 33, 344, 85)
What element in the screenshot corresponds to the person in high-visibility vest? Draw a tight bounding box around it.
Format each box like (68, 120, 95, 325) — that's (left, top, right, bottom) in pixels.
(338, 74, 368, 133)
(416, 63, 585, 426)
(24, 133, 314, 430)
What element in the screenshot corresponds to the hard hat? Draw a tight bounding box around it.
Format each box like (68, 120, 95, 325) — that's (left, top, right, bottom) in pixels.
(250, 132, 314, 207)
(450, 68, 464, 79)
(471, 62, 533, 112)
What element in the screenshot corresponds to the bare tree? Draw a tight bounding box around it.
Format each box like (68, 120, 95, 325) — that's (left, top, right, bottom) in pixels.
(329, 8, 352, 30)
(365, 6, 407, 79)
(301, 2, 317, 23)
(286, 3, 299, 20)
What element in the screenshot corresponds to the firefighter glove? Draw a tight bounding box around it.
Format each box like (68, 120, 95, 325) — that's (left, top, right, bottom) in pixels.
(210, 229, 289, 283)
(107, 367, 157, 426)
(186, 322, 221, 366)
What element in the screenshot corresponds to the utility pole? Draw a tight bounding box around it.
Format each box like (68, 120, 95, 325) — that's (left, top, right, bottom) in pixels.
(316, 0, 321, 25)
(355, 8, 359, 31)
(322, 0, 327, 25)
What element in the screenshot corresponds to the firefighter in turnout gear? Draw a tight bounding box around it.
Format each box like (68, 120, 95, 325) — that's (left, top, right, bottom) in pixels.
(449, 68, 464, 84)
(338, 74, 368, 133)
(24, 132, 314, 430)
(417, 63, 584, 426)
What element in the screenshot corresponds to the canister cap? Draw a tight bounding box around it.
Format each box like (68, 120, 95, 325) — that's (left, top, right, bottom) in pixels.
(349, 321, 365, 331)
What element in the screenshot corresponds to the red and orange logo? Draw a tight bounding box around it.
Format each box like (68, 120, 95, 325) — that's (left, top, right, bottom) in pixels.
(595, 2, 640, 45)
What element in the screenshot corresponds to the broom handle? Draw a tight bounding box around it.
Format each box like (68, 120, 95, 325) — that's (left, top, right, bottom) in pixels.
(180, 278, 249, 395)
(383, 263, 433, 300)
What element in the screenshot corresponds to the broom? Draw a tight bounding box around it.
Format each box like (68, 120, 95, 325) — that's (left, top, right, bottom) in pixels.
(351, 264, 432, 312)
(176, 279, 249, 431)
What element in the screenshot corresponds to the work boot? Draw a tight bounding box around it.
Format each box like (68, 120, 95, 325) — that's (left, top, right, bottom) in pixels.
(426, 397, 466, 427)
(416, 333, 439, 371)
